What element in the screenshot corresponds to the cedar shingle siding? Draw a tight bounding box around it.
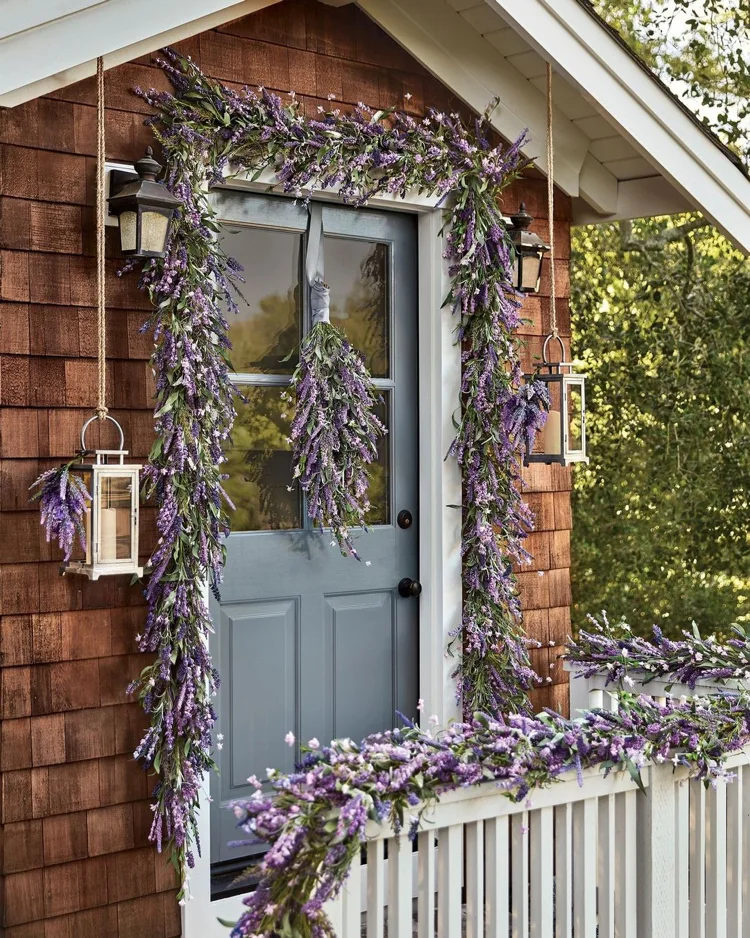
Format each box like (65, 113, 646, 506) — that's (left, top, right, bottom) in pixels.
(0, 1, 573, 931)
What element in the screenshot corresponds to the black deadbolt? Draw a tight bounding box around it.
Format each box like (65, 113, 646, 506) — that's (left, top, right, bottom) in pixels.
(397, 510, 413, 529)
(398, 578, 422, 598)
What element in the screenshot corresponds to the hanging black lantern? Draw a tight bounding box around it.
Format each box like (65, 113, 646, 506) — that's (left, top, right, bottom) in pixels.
(525, 334, 588, 466)
(507, 202, 550, 294)
(108, 147, 180, 259)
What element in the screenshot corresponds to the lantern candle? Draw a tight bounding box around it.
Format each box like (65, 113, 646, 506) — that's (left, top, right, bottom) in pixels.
(542, 410, 562, 456)
(100, 507, 118, 562)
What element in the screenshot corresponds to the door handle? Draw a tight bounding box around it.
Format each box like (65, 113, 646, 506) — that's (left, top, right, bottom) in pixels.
(398, 578, 422, 598)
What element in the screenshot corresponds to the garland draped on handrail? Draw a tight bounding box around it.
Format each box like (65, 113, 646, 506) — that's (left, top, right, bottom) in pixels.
(133, 49, 550, 889)
(567, 612, 750, 690)
(229, 694, 750, 937)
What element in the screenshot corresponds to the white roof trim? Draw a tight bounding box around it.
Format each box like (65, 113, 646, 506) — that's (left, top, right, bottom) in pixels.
(0, 0, 281, 109)
(487, 0, 750, 250)
(0, 0, 747, 249)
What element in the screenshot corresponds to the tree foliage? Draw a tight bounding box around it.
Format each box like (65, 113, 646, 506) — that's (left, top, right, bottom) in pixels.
(571, 2, 750, 636)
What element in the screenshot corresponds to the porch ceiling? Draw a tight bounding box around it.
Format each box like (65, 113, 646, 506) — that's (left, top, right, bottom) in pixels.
(1, 0, 748, 249)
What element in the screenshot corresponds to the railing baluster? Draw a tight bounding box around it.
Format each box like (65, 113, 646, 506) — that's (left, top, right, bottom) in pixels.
(388, 834, 413, 938)
(675, 781, 690, 937)
(486, 816, 510, 938)
(342, 846, 362, 937)
(743, 766, 750, 938)
(705, 780, 727, 938)
(530, 806, 553, 938)
(437, 824, 462, 937)
(367, 839, 385, 938)
(511, 811, 529, 938)
(417, 831, 436, 938)
(597, 794, 615, 938)
(573, 798, 597, 938)
(727, 767, 743, 938)
(554, 803, 573, 938)
(689, 780, 706, 938)
(613, 790, 638, 937)
(326, 892, 344, 936)
(466, 821, 484, 938)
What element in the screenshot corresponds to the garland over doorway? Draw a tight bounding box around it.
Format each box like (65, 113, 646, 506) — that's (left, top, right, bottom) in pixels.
(134, 50, 550, 888)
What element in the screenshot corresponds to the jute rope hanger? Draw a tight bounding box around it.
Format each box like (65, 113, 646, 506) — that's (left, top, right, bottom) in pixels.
(546, 61, 558, 340)
(96, 56, 108, 421)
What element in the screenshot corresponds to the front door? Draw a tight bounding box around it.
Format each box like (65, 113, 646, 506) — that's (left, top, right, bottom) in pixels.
(209, 192, 420, 874)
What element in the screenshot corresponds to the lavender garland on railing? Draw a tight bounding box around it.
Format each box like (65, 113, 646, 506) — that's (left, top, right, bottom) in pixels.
(567, 612, 750, 690)
(289, 322, 385, 559)
(230, 693, 750, 937)
(133, 50, 545, 882)
(30, 461, 91, 562)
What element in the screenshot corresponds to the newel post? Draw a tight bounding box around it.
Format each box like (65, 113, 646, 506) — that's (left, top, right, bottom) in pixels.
(637, 763, 679, 937)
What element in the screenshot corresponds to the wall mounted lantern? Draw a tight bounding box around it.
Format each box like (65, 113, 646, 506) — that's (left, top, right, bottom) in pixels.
(62, 415, 143, 580)
(507, 202, 550, 294)
(525, 334, 588, 466)
(108, 146, 180, 259)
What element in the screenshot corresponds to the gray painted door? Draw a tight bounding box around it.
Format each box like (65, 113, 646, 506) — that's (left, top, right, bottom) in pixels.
(209, 192, 419, 867)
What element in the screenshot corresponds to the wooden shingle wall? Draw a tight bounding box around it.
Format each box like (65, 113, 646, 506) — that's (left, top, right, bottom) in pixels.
(0, 0, 572, 931)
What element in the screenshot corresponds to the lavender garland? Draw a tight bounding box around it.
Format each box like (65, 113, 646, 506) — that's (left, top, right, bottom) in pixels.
(289, 322, 386, 559)
(230, 694, 750, 937)
(132, 50, 547, 883)
(30, 460, 91, 562)
(567, 612, 750, 690)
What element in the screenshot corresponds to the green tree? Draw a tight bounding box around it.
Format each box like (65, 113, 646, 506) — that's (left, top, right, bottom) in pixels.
(570, 1, 750, 636)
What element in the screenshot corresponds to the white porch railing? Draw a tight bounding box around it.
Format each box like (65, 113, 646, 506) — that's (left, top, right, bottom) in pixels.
(566, 661, 745, 714)
(325, 751, 750, 938)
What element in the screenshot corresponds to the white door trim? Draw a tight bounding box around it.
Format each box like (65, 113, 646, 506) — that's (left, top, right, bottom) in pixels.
(182, 186, 461, 936)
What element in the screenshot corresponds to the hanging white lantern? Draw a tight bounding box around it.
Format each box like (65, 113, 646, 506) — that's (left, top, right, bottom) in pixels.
(525, 334, 588, 467)
(62, 415, 143, 580)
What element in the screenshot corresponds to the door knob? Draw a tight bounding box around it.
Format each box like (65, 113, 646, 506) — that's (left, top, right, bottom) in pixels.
(398, 578, 422, 598)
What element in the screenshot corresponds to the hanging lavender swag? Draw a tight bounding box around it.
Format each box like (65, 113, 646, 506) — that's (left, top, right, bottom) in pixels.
(132, 50, 550, 891)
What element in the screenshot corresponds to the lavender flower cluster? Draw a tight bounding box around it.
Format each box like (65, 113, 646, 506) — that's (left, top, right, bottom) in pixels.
(567, 612, 750, 690)
(30, 461, 91, 562)
(289, 322, 385, 559)
(231, 694, 750, 937)
(133, 50, 546, 880)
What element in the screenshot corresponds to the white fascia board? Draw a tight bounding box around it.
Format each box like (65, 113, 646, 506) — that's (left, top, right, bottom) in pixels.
(359, 0, 597, 198)
(0, 0, 281, 108)
(486, 0, 750, 252)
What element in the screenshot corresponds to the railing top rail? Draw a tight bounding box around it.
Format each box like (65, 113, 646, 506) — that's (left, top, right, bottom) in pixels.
(362, 747, 750, 842)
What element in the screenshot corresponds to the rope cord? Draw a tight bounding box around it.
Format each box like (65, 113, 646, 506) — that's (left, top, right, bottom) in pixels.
(96, 56, 108, 420)
(546, 61, 557, 339)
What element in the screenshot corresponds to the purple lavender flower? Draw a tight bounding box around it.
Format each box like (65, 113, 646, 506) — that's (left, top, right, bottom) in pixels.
(30, 461, 91, 561)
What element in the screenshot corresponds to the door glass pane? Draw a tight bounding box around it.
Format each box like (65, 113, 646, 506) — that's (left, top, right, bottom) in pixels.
(566, 382, 584, 453)
(325, 236, 390, 378)
(365, 394, 390, 526)
(220, 225, 302, 375)
(223, 386, 301, 531)
(98, 476, 133, 561)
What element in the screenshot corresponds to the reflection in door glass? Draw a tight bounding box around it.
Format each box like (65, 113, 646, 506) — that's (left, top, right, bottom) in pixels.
(365, 394, 390, 526)
(567, 382, 583, 452)
(220, 225, 302, 375)
(325, 237, 389, 378)
(223, 386, 301, 531)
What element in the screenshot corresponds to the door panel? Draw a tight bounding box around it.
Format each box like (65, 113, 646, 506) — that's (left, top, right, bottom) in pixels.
(208, 192, 419, 874)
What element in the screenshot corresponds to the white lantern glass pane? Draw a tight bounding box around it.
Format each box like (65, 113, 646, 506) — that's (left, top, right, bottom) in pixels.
(511, 255, 520, 290)
(141, 211, 170, 254)
(566, 382, 584, 453)
(119, 212, 138, 252)
(99, 475, 133, 562)
(520, 255, 542, 292)
(529, 380, 562, 456)
(70, 469, 93, 564)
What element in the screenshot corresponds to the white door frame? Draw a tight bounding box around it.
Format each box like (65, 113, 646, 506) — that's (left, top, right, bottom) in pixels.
(183, 181, 462, 935)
